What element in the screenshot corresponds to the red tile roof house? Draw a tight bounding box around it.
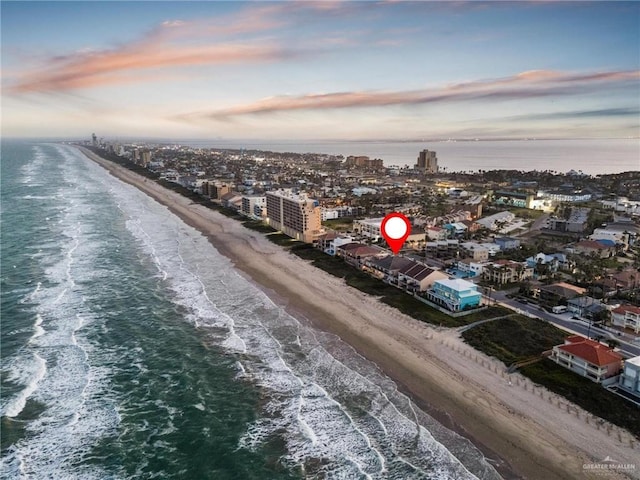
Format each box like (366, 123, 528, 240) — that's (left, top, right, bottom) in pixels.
(550, 335, 623, 384)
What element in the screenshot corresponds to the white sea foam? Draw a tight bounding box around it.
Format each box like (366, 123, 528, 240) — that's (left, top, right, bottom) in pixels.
(2, 146, 119, 479)
(89, 158, 494, 479)
(2, 352, 47, 418)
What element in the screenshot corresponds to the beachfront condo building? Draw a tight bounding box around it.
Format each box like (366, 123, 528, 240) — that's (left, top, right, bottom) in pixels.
(266, 190, 323, 243)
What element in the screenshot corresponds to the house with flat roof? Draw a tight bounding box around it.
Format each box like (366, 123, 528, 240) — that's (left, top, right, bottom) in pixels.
(550, 335, 623, 383)
(426, 278, 482, 312)
(618, 356, 640, 400)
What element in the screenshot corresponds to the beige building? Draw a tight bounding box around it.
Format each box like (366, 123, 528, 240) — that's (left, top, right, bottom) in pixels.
(266, 190, 323, 243)
(415, 149, 438, 173)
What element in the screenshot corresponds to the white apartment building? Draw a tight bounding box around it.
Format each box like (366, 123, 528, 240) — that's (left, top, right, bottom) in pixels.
(241, 195, 266, 218)
(353, 218, 384, 240)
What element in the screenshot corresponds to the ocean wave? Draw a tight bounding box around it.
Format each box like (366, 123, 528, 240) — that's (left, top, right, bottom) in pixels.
(104, 168, 492, 479)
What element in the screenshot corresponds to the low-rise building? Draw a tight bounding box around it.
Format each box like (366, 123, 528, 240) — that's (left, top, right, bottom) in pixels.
(618, 356, 640, 400)
(460, 242, 489, 262)
(569, 240, 615, 259)
(353, 218, 384, 240)
(537, 282, 587, 306)
(398, 262, 448, 292)
(550, 335, 623, 383)
(337, 243, 386, 269)
(567, 296, 606, 319)
(482, 260, 532, 285)
(426, 278, 482, 312)
(456, 258, 485, 278)
(493, 237, 520, 251)
(241, 195, 266, 218)
(316, 233, 354, 256)
(221, 191, 243, 210)
(611, 305, 640, 334)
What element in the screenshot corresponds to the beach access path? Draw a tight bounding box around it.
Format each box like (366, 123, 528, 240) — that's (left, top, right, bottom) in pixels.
(80, 147, 638, 480)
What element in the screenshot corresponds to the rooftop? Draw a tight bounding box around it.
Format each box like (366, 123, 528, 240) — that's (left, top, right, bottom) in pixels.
(558, 336, 623, 367)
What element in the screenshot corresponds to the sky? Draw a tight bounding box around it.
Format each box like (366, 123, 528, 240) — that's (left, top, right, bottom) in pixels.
(2, 1, 639, 141)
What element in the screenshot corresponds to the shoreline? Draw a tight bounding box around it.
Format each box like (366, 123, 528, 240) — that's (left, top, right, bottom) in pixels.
(79, 146, 638, 480)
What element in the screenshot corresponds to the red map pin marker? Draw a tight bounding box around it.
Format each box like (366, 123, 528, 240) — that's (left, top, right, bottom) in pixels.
(381, 212, 411, 254)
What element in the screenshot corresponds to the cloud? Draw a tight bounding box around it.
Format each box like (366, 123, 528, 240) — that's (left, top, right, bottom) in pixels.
(186, 69, 639, 119)
(3, 4, 295, 95)
(512, 107, 640, 121)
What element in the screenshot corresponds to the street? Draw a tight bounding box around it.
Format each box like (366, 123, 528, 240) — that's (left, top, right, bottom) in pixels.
(489, 289, 640, 358)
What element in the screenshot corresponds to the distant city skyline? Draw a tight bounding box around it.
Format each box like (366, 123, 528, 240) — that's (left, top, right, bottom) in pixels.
(2, 1, 639, 140)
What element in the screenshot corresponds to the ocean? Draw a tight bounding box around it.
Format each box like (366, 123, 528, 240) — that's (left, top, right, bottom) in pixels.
(182, 138, 639, 175)
(0, 141, 500, 479)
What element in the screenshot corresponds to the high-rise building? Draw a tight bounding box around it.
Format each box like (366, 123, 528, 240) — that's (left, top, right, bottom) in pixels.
(415, 149, 438, 174)
(266, 190, 323, 243)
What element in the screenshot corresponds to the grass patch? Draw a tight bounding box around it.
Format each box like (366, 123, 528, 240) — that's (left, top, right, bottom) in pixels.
(322, 218, 354, 231)
(521, 359, 640, 438)
(265, 233, 305, 248)
(291, 247, 508, 328)
(242, 220, 277, 234)
(462, 316, 567, 365)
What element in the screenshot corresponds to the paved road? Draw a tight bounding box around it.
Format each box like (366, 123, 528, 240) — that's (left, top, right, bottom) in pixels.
(488, 290, 640, 358)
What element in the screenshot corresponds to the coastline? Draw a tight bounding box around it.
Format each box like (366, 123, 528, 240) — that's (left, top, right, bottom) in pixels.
(79, 146, 638, 480)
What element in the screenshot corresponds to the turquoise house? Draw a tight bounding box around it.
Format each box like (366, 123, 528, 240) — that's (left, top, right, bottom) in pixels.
(427, 278, 482, 312)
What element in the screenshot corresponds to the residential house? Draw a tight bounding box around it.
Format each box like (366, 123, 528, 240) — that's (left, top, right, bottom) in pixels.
(526, 252, 570, 278)
(482, 260, 532, 285)
(567, 296, 606, 319)
(493, 237, 521, 251)
(221, 191, 243, 210)
(337, 243, 386, 269)
(537, 282, 587, 306)
(611, 305, 640, 334)
(550, 335, 623, 383)
(618, 356, 640, 400)
(426, 278, 482, 312)
(475, 211, 515, 231)
(426, 226, 448, 241)
(456, 258, 485, 278)
(460, 242, 489, 262)
(406, 227, 427, 248)
(317, 233, 354, 256)
(570, 240, 615, 259)
(353, 218, 384, 240)
(364, 255, 414, 284)
(397, 262, 448, 292)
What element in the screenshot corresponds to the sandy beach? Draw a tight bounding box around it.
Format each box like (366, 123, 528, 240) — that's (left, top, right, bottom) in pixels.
(80, 147, 638, 480)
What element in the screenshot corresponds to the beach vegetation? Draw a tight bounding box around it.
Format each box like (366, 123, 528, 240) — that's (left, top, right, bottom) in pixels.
(461, 315, 567, 364)
(521, 359, 640, 438)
